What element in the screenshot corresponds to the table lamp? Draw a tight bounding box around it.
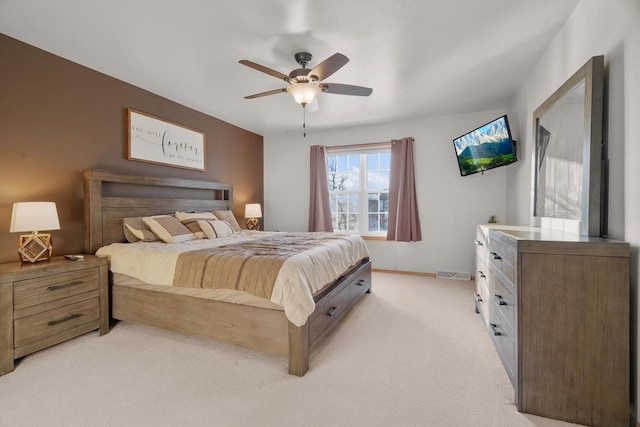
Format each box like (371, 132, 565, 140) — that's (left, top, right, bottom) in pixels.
(10, 202, 60, 263)
(244, 203, 262, 230)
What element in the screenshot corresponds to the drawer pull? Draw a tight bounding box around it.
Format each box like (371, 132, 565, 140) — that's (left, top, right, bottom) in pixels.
(489, 323, 501, 336)
(47, 281, 82, 291)
(327, 306, 340, 317)
(473, 240, 484, 247)
(493, 294, 507, 305)
(473, 293, 483, 303)
(48, 313, 82, 327)
(490, 252, 502, 260)
(355, 279, 366, 287)
(477, 270, 486, 279)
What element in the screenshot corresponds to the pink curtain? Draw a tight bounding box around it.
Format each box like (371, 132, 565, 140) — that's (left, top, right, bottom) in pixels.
(308, 145, 333, 232)
(387, 137, 422, 241)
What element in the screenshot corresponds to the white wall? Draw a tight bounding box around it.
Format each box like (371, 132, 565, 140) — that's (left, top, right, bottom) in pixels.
(506, 0, 640, 416)
(264, 110, 510, 275)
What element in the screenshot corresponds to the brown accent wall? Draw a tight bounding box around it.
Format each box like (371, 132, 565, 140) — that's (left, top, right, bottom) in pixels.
(0, 34, 263, 263)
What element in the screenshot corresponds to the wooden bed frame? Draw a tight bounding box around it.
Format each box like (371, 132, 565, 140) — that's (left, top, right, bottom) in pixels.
(83, 169, 371, 376)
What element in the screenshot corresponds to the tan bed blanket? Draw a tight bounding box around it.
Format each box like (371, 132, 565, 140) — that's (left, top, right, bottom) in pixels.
(173, 233, 349, 299)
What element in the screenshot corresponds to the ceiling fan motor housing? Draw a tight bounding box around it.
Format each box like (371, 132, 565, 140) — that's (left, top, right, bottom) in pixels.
(294, 52, 313, 67)
(290, 52, 319, 83)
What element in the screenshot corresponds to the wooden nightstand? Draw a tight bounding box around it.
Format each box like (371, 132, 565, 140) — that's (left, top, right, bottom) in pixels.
(0, 255, 108, 375)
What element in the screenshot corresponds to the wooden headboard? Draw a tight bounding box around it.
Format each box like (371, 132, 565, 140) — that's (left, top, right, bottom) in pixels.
(83, 169, 233, 254)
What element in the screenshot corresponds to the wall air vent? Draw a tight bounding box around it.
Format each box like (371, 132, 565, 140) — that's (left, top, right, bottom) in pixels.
(435, 270, 471, 281)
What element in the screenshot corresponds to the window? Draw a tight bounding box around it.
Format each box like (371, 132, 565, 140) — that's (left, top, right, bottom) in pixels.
(327, 146, 391, 236)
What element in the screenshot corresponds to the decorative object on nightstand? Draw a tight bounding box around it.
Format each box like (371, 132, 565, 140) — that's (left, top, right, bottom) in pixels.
(10, 202, 60, 263)
(245, 203, 262, 230)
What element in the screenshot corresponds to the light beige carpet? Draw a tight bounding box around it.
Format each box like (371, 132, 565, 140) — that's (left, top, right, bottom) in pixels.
(0, 272, 581, 427)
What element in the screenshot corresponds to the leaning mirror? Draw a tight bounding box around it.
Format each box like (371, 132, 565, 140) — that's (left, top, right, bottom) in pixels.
(532, 56, 604, 236)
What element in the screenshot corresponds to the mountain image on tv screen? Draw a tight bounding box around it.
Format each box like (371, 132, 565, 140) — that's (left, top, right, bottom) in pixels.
(453, 115, 516, 176)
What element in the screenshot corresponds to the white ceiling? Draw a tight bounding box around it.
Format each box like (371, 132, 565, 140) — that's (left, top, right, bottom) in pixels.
(0, 0, 580, 136)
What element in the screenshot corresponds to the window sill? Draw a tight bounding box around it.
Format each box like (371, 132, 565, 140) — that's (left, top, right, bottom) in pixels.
(361, 235, 387, 241)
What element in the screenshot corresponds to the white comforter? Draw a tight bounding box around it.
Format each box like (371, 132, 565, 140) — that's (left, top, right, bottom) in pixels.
(96, 231, 370, 326)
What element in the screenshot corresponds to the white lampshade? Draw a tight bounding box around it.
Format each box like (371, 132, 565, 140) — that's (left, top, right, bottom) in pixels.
(10, 202, 61, 233)
(287, 83, 321, 105)
(245, 203, 262, 219)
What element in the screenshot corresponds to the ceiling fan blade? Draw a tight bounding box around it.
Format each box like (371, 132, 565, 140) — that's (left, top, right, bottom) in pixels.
(239, 60, 291, 82)
(244, 88, 287, 99)
(320, 83, 373, 96)
(307, 53, 349, 81)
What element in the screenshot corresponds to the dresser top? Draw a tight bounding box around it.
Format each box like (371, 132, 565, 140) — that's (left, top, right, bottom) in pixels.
(479, 224, 619, 243)
(479, 224, 629, 257)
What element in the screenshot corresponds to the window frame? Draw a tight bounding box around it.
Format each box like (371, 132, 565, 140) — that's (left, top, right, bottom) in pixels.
(326, 143, 391, 238)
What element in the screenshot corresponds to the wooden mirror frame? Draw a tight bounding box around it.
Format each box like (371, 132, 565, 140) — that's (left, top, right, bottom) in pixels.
(531, 55, 605, 236)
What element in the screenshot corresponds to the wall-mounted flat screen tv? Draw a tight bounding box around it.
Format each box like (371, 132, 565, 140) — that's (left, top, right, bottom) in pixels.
(452, 115, 517, 176)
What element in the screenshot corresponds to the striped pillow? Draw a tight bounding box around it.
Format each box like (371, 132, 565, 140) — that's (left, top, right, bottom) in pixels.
(174, 211, 218, 239)
(142, 215, 196, 243)
(123, 217, 160, 243)
(197, 219, 236, 239)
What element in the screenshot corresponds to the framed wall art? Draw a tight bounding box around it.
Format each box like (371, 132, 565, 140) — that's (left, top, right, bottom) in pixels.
(127, 108, 206, 171)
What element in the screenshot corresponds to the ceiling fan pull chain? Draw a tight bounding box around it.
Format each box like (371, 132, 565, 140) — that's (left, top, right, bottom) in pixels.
(303, 104, 307, 137)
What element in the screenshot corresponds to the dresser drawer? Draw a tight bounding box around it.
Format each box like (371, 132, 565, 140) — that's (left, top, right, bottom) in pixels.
(474, 228, 489, 267)
(14, 269, 99, 311)
(488, 308, 516, 385)
(309, 282, 350, 345)
(476, 257, 489, 291)
(487, 238, 515, 284)
(474, 266, 490, 326)
(14, 297, 100, 350)
(487, 270, 515, 330)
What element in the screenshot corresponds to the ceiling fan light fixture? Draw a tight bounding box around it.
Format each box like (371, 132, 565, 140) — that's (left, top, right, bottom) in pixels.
(287, 83, 320, 106)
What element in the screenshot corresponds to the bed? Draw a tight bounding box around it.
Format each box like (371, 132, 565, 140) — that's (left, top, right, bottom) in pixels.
(83, 169, 372, 376)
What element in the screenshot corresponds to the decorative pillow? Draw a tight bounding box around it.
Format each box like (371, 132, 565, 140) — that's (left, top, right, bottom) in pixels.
(174, 211, 218, 239)
(123, 217, 160, 243)
(197, 219, 236, 239)
(213, 210, 242, 233)
(142, 215, 196, 243)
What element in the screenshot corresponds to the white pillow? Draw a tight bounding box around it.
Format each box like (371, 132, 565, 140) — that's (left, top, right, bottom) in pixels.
(142, 215, 196, 243)
(174, 211, 218, 239)
(212, 210, 242, 233)
(197, 219, 236, 239)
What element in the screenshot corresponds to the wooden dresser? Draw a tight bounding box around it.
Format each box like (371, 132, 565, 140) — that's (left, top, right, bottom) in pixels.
(0, 256, 109, 376)
(474, 224, 629, 427)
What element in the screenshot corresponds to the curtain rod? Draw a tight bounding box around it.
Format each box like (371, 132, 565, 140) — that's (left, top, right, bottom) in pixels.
(326, 141, 391, 151)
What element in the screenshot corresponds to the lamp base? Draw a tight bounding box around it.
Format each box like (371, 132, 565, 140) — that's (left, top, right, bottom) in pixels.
(17, 233, 53, 263)
(246, 218, 260, 231)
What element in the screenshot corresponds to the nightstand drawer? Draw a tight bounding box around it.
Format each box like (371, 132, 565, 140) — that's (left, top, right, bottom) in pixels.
(14, 269, 99, 311)
(14, 297, 99, 350)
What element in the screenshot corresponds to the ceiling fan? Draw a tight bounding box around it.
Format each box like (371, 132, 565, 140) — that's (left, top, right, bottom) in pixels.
(239, 52, 373, 107)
